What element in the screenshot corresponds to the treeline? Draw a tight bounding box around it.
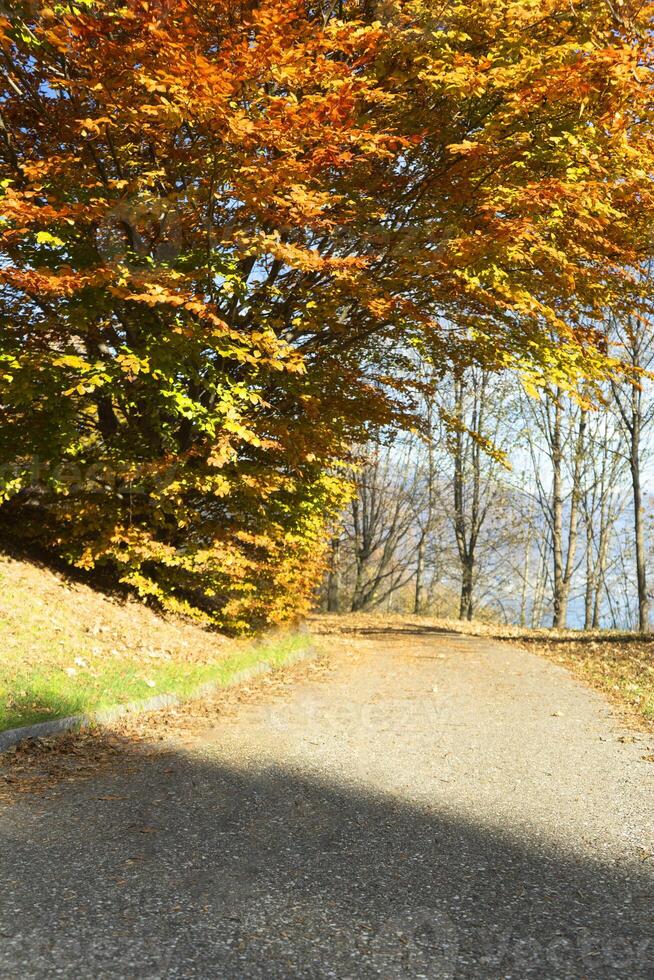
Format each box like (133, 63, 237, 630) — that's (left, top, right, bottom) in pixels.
(323, 316, 654, 631)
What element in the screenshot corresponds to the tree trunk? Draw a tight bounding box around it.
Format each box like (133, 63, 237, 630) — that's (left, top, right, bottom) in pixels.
(584, 512, 595, 630)
(413, 534, 425, 615)
(592, 499, 612, 629)
(591, 474, 614, 630)
(631, 440, 649, 631)
(608, 310, 654, 632)
(519, 500, 534, 628)
(326, 537, 340, 613)
(628, 374, 649, 631)
(551, 400, 566, 627)
(532, 541, 548, 628)
(459, 561, 474, 621)
(552, 401, 585, 628)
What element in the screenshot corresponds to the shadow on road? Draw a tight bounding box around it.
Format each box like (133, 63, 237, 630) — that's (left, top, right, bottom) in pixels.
(1, 744, 652, 978)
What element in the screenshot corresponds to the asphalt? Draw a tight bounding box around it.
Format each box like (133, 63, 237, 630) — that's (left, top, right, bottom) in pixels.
(1, 628, 653, 978)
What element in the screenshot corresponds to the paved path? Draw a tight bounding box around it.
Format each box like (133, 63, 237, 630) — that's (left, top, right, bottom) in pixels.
(1, 628, 653, 978)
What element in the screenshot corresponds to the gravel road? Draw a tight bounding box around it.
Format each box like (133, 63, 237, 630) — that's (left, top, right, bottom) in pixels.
(1, 626, 653, 978)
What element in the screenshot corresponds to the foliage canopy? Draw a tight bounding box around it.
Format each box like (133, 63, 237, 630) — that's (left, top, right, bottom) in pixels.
(1, 0, 653, 628)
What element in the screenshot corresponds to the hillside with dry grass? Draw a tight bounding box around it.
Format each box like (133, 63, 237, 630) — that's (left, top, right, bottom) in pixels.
(0, 553, 308, 732)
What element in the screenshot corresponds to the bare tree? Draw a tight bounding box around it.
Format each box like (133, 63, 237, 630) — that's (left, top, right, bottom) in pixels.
(348, 439, 423, 612)
(440, 369, 511, 621)
(412, 383, 440, 614)
(325, 535, 341, 613)
(321, 346, 654, 632)
(580, 409, 627, 629)
(609, 310, 654, 632)
(524, 389, 587, 628)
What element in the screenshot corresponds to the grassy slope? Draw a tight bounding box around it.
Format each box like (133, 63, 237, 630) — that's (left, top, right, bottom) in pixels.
(312, 612, 654, 734)
(0, 554, 309, 732)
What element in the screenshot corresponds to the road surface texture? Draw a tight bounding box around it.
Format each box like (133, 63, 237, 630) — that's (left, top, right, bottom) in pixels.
(1, 624, 653, 978)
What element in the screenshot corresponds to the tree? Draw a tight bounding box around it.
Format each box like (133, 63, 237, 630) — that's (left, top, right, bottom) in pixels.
(0, 0, 401, 628)
(523, 391, 587, 629)
(360, 0, 654, 389)
(325, 535, 343, 614)
(580, 409, 627, 630)
(411, 371, 439, 615)
(1, 0, 654, 628)
(609, 304, 654, 632)
(348, 438, 423, 612)
(440, 369, 512, 620)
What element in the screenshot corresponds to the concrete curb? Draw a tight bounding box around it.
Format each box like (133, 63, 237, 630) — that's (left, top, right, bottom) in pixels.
(0, 642, 316, 754)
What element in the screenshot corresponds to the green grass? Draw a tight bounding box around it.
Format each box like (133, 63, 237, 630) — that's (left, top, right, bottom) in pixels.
(0, 633, 310, 733)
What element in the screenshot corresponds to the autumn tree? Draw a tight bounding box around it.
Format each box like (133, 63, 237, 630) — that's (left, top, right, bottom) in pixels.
(1, 0, 654, 629)
(0, 0, 403, 628)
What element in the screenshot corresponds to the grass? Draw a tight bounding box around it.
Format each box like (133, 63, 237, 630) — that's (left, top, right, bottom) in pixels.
(311, 611, 654, 735)
(0, 554, 310, 733)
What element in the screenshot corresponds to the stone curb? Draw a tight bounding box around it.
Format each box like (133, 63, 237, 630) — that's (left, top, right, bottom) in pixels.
(0, 642, 315, 754)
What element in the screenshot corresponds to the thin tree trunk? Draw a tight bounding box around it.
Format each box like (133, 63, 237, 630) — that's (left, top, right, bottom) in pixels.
(519, 501, 533, 628)
(608, 307, 654, 632)
(592, 492, 613, 629)
(584, 512, 595, 630)
(519, 541, 531, 628)
(552, 401, 585, 628)
(532, 541, 548, 628)
(551, 399, 565, 627)
(460, 561, 474, 621)
(326, 537, 340, 613)
(630, 408, 649, 631)
(414, 534, 425, 614)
